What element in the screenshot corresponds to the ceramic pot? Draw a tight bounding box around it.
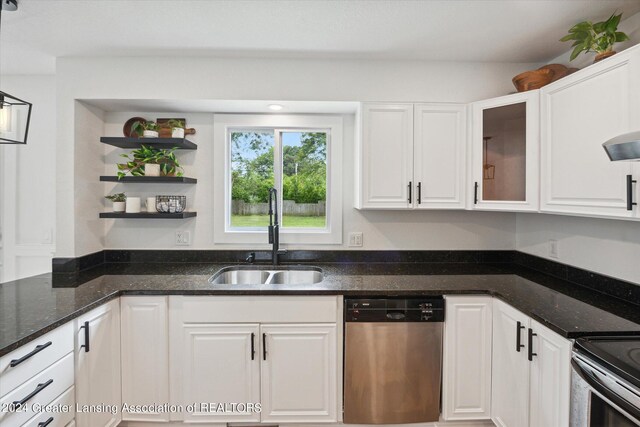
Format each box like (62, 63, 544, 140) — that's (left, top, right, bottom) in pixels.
(144, 163, 161, 177)
(594, 51, 616, 63)
(113, 201, 125, 213)
(143, 130, 159, 138)
(146, 197, 157, 213)
(172, 127, 185, 138)
(125, 197, 141, 213)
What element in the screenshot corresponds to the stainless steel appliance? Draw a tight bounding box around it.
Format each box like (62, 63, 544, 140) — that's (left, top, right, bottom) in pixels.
(571, 336, 640, 427)
(343, 297, 444, 424)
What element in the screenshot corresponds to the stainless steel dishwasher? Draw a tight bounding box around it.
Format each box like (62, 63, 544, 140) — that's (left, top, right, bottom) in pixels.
(343, 297, 445, 424)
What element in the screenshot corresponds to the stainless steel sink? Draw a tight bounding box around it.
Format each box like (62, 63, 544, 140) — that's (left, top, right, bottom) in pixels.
(268, 270, 324, 285)
(209, 267, 323, 285)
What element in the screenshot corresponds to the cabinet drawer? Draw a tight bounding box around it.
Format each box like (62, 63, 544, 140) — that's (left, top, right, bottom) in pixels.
(176, 296, 340, 323)
(0, 353, 74, 427)
(22, 386, 75, 427)
(0, 323, 73, 397)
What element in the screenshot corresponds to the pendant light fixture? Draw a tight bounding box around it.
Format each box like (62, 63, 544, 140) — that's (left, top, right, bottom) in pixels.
(0, 0, 32, 144)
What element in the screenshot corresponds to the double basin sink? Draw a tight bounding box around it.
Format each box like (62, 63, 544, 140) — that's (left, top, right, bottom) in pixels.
(210, 266, 324, 285)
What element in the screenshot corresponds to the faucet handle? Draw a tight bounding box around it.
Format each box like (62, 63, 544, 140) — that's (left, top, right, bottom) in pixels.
(245, 252, 256, 263)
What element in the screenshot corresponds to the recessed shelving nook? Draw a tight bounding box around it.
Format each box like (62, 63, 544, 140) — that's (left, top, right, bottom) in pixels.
(100, 136, 197, 219)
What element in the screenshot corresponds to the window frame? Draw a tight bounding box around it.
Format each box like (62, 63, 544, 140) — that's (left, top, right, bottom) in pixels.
(213, 114, 343, 245)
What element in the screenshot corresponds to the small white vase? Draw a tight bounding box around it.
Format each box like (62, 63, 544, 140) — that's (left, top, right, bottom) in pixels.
(113, 201, 125, 213)
(146, 197, 157, 213)
(144, 163, 161, 176)
(143, 130, 159, 138)
(125, 197, 141, 213)
(172, 127, 185, 138)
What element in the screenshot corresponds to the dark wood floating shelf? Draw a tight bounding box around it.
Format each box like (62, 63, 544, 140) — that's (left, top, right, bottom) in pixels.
(100, 176, 197, 183)
(100, 137, 197, 150)
(100, 212, 197, 219)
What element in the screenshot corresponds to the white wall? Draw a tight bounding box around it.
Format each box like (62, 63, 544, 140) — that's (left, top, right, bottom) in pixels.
(0, 75, 56, 282)
(56, 56, 540, 256)
(516, 214, 640, 284)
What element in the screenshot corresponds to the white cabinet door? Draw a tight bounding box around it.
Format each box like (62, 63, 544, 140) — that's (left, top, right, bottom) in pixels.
(75, 299, 121, 427)
(471, 91, 540, 211)
(414, 104, 467, 209)
(181, 323, 260, 423)
(260, 324, 338, 423)
(359, 103, 414, 209)
(541, 46, 640, 219)
(120, 296, 169, 422)
(442, 296, 492, 420)
(528, 320, 571, 427)
(491, 299, 530, 427)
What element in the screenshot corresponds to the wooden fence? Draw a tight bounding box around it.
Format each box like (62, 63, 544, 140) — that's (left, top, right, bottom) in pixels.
(232, 200, 326, 216)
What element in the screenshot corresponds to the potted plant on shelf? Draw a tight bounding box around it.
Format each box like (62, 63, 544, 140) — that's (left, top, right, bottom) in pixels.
(117, 145, 184, 179)
(167, 119, 186, 138)
(105, 193, 126, 212)
(130, 120, 160, 138)
(560, 12, 629, 63)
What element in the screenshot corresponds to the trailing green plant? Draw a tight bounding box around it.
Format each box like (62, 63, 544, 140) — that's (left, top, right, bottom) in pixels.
(167, 119, 185, 129)
(105, 192, 126, 202)
(560, 12, 629, 61)
(117, 145, 184, 179)
(130, 120, 159, 137)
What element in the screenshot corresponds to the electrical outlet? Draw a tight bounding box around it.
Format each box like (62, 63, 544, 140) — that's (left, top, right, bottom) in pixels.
(549, 239, 559, 258)
(176, 231, 191, 246)
(348, 232, 363, 247)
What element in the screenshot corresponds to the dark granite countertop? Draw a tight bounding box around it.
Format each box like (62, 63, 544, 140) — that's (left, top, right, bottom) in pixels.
(2, 262, 640, 357)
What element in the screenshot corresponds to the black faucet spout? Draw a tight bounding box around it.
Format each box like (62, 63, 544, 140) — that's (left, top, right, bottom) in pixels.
(268, 188, 286, 265)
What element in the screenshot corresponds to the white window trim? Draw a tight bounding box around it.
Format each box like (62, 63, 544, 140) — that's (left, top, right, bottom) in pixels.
(213, 114, 343, 245)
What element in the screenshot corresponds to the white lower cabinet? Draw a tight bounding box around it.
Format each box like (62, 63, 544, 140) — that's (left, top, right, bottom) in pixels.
(75, 299, 121, 427)
(120, 296, 169, 423)
(170, 296, 342, 424)
(260, 324, 337, 423)
(442, 296, 492, 421)
(491, 299, 571, 427)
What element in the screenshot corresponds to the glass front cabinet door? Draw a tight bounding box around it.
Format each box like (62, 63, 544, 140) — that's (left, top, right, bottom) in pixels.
(470, 91, 539, 211)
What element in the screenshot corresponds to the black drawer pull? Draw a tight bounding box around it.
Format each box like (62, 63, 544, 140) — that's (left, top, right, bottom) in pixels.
(627, 175, 637, 211)
(515, 321, 525, 352)
(262, 333, 267, 361)
(38, 417, 54, 427)
(13, 379, 53, 408)
(251, 333, 255, 360)
(408, 181, 412, 204)
(528, 328, 537, 361)
(80, 321, 90, 353)
(417, 182, 422, 204)
(10, 341, 52, 367)
(474, 182, 479, 204)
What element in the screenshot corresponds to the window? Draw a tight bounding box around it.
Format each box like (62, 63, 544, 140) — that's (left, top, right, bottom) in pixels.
(214, 114, 343, 245)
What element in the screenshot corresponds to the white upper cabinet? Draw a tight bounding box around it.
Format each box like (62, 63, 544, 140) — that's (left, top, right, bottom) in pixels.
(358, 103, 414, 209)
(541, 45, 640, 219)
(414, 104, 467, 209)
(356, 102, 466, 209)
(470, 91, 540, 211)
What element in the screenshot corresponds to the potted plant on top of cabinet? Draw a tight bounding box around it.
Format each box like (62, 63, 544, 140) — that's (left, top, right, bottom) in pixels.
(560, 12, 629, 63)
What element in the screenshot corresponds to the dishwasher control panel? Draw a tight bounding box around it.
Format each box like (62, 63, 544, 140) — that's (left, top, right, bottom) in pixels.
(345, 297, 445, 322)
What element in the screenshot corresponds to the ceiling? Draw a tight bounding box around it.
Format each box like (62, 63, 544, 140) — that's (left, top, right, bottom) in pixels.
(2, 0, 640, 74)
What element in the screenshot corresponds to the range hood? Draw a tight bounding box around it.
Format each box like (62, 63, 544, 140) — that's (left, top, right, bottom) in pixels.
(603, 131, 640, 161)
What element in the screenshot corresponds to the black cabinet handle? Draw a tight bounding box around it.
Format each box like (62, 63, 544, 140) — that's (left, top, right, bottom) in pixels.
(516, 321, 525, 352)
(417, 182, 422, 204)
(408, 181, 412, 204)
(528, 328, 537, 361)
(13, 379, 53, 409)
(80, 321, 90, 353)
(474, 182, 479, 204)
(627, 175, 637, 211)
(262, 333, 267, 361)
(38, 417, 54, 427)
(251, 333, 255, 360)
(10, 341, 52, 367)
